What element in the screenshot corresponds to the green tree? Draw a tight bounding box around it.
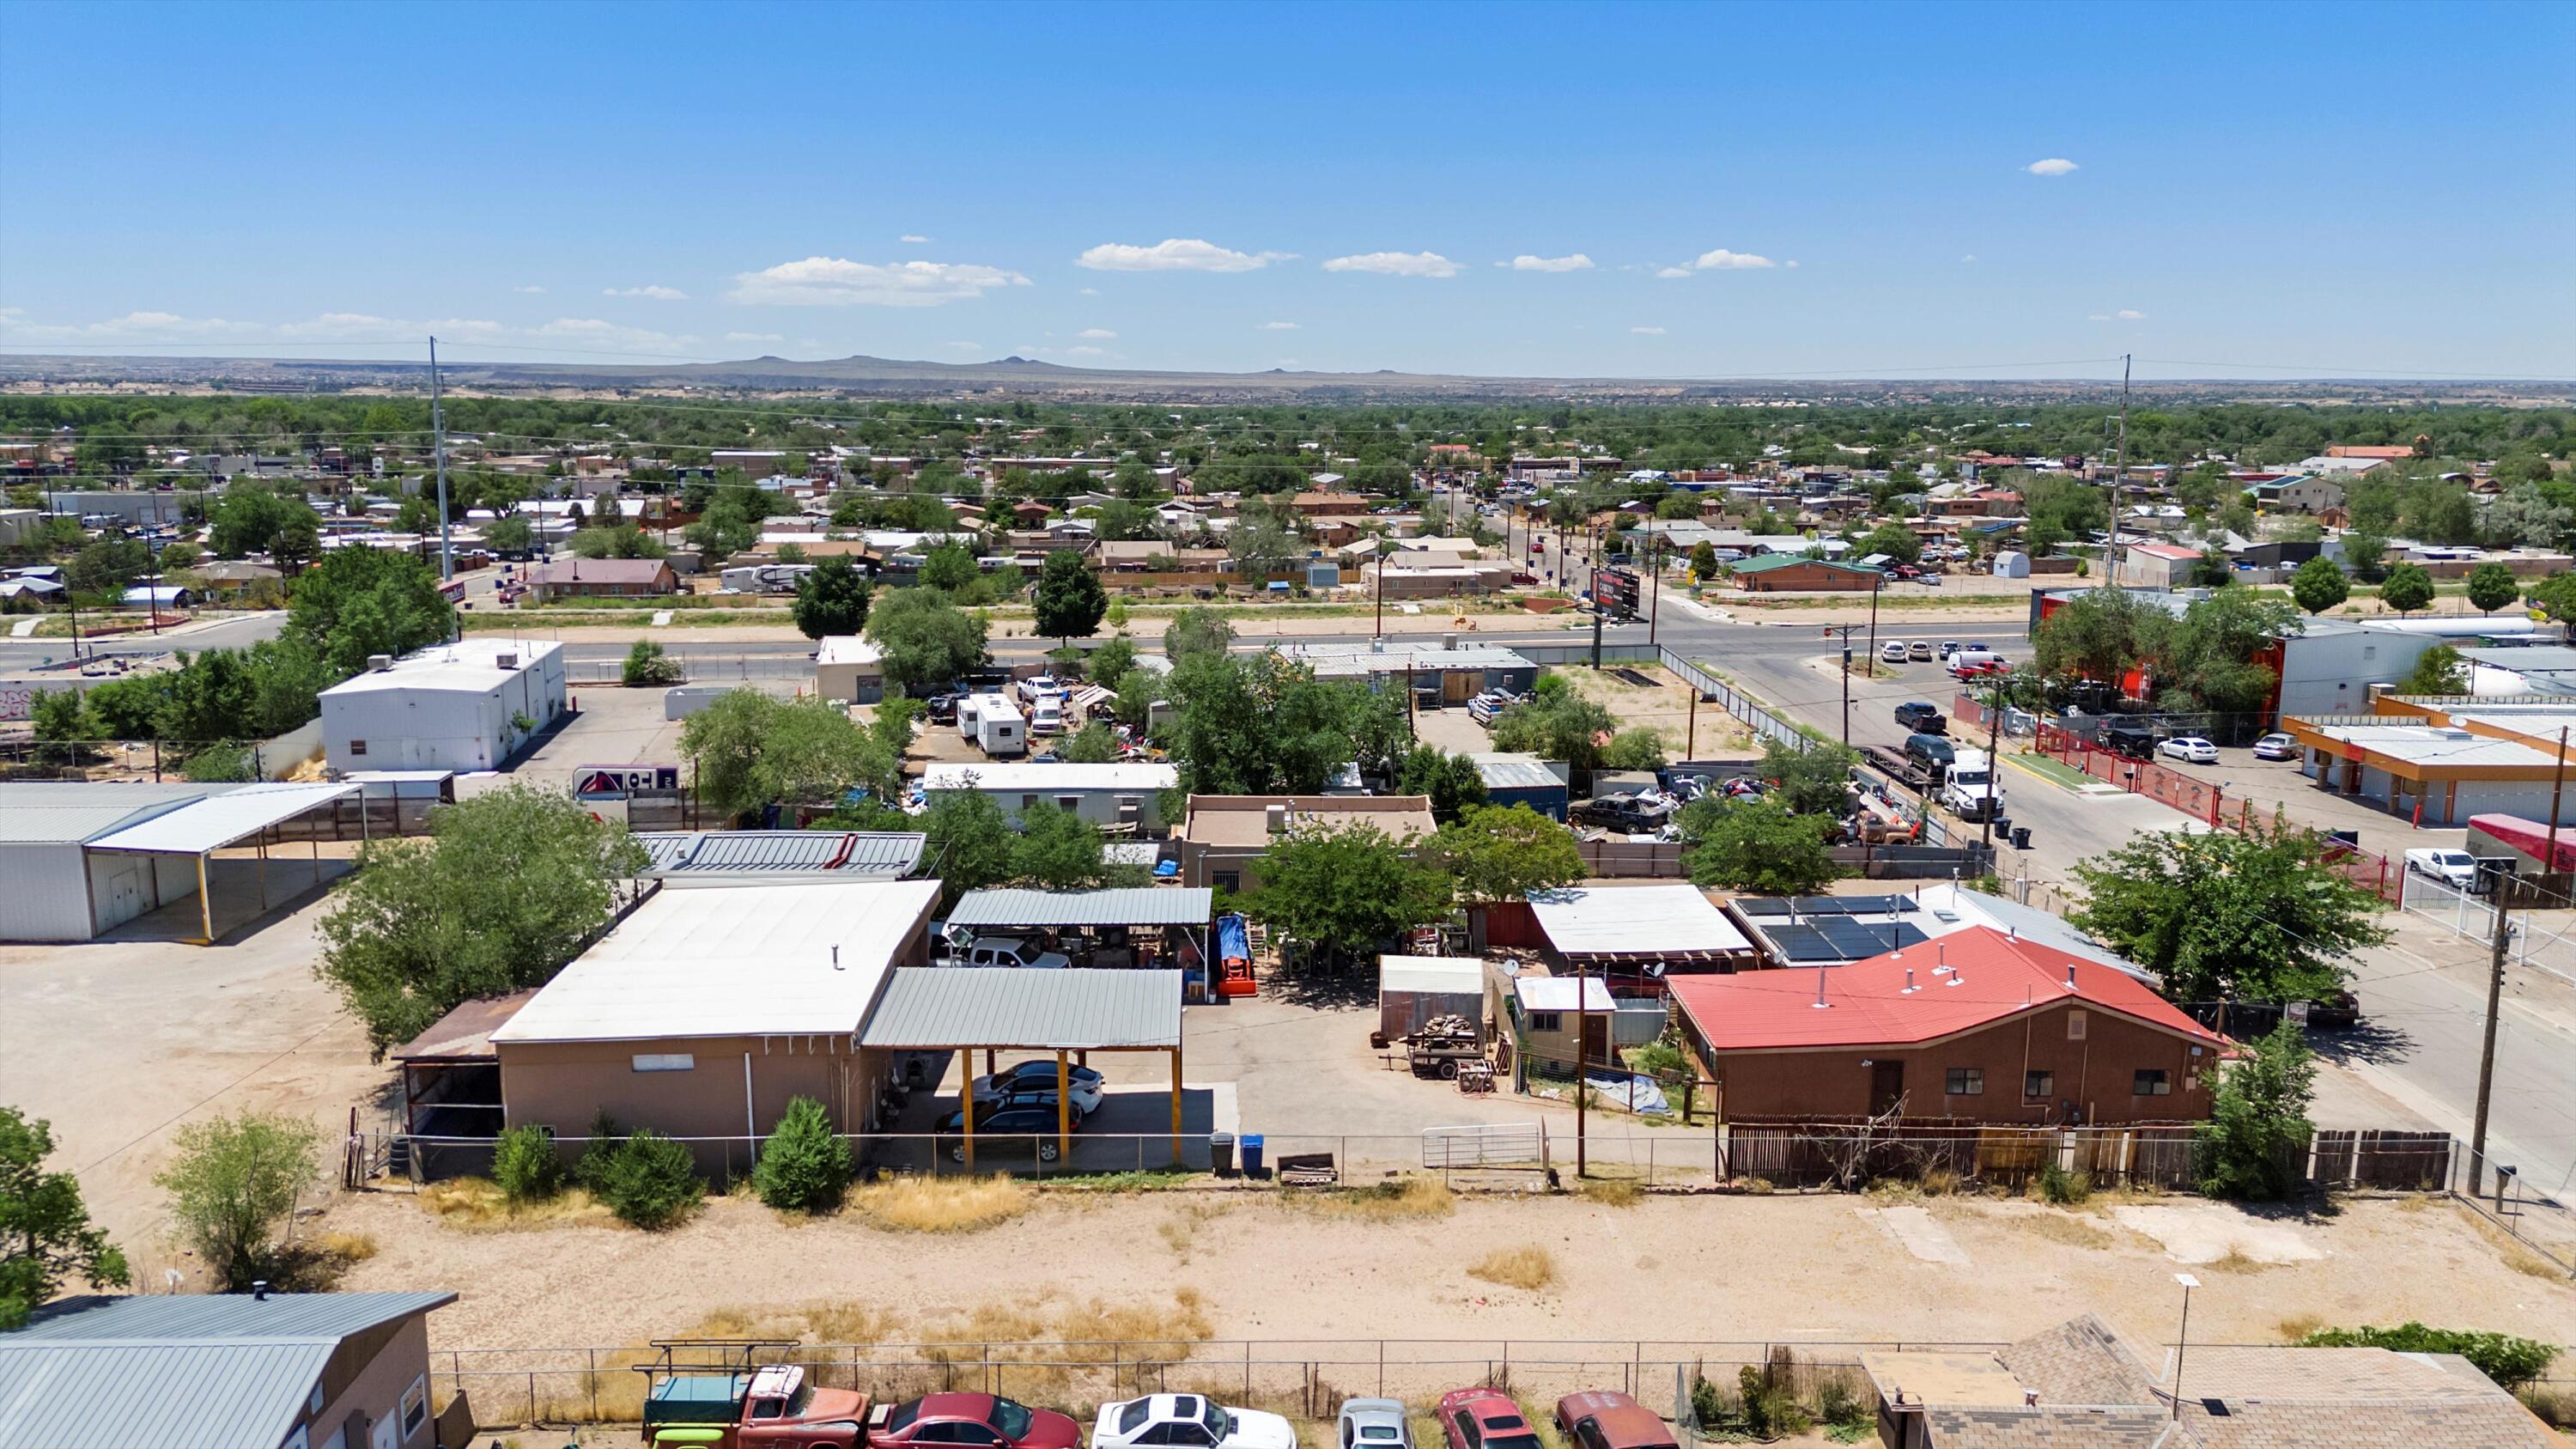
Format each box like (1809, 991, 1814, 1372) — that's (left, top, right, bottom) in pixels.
(570, 523, 667, 559)
(792, 557, 872, 640)
(1759, 738, 1859, 817)
(2193, 1019, 2316, 1202)
(1163, 652, 1372, 794)
(491, 1123, 565, 1206)
(1011, 801, 1115, 890)
(920, 788, 1015, 908)
(208, 484, 321, 562)
(752, 1096, 851, 1213)
(1060, 720, 1119, 763)
(1857, 521, 1922, 565)
(1687, 540, 1718, 581)
(2464, 560, 2519, 616)
(484, 515, 536, 553)
(680, 691, 891, 822)
(1394, 745, 1491, 822)
(592, 1128, 702, 1231)
(68, 538, 149, 595)
(1031, 549, 1109, 647)
(1226, 503, 1303, 581)
(0, 1107, 130, 1330)
(1112, 667, 1163, 728)
(2396, 642, 2468, 695)
(2032, 586, 2161, 685)
(1163, 606, 1235, 661)
(1490, 689, 1618, 784)
(1423, 803, 1586, 904)
(2069, 828, 2388, 1003)
(1241, 823, 1452, 965)
(152, 1110, 322, 1292)
(28, 689, 96, 745)
(2342, 531, 2389, 583)
(918, 541, 981, 594)
(2158, 592, 2301, 715)
(1601, 728, 1668, 770)
(285, 547, 456, 678)
(1679, 797, 1842, 895)
(866, 587, 988, 693)
(622, 639, 685, 687)
(1085, 635, 1139, 685)
(2377, 561, 2434, 617)
(2293, 1324, 2558, 1390)
(2530, 570, 2576, 640)
(315, 785, 649, 1055)
(2288, 554, 2349, 614)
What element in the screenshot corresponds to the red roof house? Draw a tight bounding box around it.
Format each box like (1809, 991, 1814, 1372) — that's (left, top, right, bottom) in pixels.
(1666, 927, 2224, 1124)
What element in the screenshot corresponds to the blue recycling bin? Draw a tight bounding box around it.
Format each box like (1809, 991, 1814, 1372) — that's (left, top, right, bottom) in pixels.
(1240, 1134, 1266, 1176)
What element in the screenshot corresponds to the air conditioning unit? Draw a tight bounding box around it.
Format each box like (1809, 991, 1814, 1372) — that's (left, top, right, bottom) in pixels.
(495, 653, 519, 670)
(367, 654, 393, 672)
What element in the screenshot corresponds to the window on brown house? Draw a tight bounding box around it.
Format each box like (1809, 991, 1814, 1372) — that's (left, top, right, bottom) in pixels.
(1945, 1068, 1984, 1095)
(2133, 1068, 2171, 1096)
(2024, 1069, 2053, 1099)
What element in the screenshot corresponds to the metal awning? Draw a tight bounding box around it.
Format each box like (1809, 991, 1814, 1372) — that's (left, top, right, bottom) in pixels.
(86, 782, 358, 855)
(945, 886, 1214, 929)
(860, 967, 1184, 1050)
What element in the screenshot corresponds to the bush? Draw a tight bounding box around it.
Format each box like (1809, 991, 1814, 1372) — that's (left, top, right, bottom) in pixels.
(592, 1129, 703, 1231)
(492, 1125, 565, 1206)
(2296, 1324, 2558, 1389)
(622, 639, 685, 687)
(2037, 1160, 2091, 1206)
(152, 1111, 323, 1292)
(571, 1111, 623, 1193)
(751, 1097, 851, 1213)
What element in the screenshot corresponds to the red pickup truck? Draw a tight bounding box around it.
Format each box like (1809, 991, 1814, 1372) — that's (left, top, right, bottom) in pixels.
(641, 1360, 869, 1447)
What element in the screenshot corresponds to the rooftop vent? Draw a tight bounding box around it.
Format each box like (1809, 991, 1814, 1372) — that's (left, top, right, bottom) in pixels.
(495, 653, 519, 670)
(1264, 803, 1289, 835)
(367, 654, 393, 672)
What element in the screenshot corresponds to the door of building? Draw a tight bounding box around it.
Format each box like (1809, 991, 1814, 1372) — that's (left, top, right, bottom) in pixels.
(1868, 1060, 1906, 1115)
(1579, 1013, 1609, 1066)
(106, 867, 140, 928)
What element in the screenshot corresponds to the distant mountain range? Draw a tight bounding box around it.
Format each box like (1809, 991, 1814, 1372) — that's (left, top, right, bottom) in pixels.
(2, 350, 2566, 407)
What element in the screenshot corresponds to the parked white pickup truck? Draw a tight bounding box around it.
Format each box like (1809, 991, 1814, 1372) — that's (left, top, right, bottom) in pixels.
(2403, 847, 2481, 891)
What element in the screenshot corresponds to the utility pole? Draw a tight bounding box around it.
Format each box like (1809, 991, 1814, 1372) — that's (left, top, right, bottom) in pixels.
(1822, 622, 1864, 746)
(1981, 671, 2006, 850)
(2470, 856, 2512, 1196)
(2543, 727, 2568, 880)
(429, 336, 453, 581)
(2104, 353, 2131, 570)
(1647, 533, 1662, 648)
(1866, 573, 1881, 670)
(1575, 955, 1592, 1180)
(1373, 539, 1384, 639)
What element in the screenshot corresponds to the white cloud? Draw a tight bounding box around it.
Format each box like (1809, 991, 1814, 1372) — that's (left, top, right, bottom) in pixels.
(727, 256, 1031, 307)
(1274, 359, 1299, 368)
(1078, 287, 1101, 296)
(513, 285, 547, 295)
(1655, 265, 1693, 279)
(1066, 345, 1107, 356)
(1077, 327, 1117, 339)
(944, 340, 981, 351)
(2026, 157, 2079, 176)
(723, 332, 785, 344)
(1324, 251, 1461, 277)
(1961, 254, 1978, 264)
(1694, 248, 1775, 271)
(604, 284, 688, 301)
(1076, 238, 1285, 272)
(1258, 320, 1299, 331)
(1504, 253, 1594, 272)
(900, 234, 930, 244)
(2117, 308, 2146, 320)
(1784, 260, 1800, 269)
(0, 308, 702, 354)
(1630, 326, 1667, 335)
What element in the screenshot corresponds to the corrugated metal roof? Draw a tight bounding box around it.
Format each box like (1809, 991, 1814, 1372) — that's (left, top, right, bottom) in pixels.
(1528, 884, 1753, 958)
(490, 880, 940, 1043)
(86, 782, 358, 855)
(1378, 955, 1484, 996)
(945, 886, 1213, 928)
(1, 1293, 455, 1449)
(859, 966, 1183, 1049)
(0, 782, 241, 845)
(635, 830, 925, 880)
(1468, 753, 1566, 791)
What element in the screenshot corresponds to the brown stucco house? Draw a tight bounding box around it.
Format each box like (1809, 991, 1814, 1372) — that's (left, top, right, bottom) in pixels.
(488, 879, 940, 1171)
(1176, 795, 1435, 892)
(526, 556, 676, 600)
(1667, 926, 2226, 1125)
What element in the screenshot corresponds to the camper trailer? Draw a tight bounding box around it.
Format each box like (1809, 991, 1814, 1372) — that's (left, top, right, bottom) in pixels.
(718, 563, 816, 594)
(969, 692, 1026, 757)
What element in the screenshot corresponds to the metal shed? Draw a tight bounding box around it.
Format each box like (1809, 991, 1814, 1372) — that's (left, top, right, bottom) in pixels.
(861, 967, 1187, 1165)
(1376, 955, 1488, 1043)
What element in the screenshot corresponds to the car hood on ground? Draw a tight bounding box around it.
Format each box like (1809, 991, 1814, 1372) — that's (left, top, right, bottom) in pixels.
(1219, 1409, 1300, 1449)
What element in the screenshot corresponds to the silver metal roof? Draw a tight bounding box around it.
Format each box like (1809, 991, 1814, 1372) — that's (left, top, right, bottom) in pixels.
(945, 886, 1213, 928)
(0, 1292, 456, 1449)
(0, 782, 241, 845)
(636, 830, 926, 880)
(86, 782, 358, 855)
(860, 966, 1184, 1050)
(1470, 754, 1567, 791)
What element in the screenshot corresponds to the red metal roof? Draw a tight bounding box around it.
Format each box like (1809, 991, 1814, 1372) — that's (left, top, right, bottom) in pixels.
(2126, 542, 2203, 561)
(1665, 927, 2221, 1052)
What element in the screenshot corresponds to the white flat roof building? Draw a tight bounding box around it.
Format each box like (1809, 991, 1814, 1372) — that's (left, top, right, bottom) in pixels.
(922, 761, 1181, 830)
(319, 639, 567, 774)
(1527, 883, 1754, 962)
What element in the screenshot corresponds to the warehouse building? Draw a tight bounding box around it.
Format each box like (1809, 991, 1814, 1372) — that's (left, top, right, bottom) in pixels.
(0, 780, 359, 942)
(319, 638, 567, 774)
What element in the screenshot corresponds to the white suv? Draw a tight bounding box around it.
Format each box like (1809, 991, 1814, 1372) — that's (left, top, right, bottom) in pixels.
(953, 936, 1072, 970)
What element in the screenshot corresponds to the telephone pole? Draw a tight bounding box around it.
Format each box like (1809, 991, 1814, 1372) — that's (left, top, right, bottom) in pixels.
(429, 336, 453, 581)
(2469, 858, 2512, 1197)
(1981, 672, 2006, 849)
(2103, 353, 2131, 567)
(1822, 622, 1865, 746)
(1575, 956, 1592, 1180)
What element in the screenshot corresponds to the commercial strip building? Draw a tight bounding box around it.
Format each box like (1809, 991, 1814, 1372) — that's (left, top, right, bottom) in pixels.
(0, 780, 360, 942)
(319, 638, 568, 774)
(2274, 715, 2568, 826)
(1665, 926, 2223, 1124)
(0, 1290, 458, 1449)
(921, 761, 1182, 831)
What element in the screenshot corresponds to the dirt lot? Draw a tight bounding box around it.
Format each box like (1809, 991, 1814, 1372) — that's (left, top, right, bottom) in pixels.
(326, 1184, 2575, 1361)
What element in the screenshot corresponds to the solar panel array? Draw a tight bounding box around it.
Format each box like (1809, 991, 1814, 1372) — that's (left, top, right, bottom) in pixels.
(1731, 895, 1919, 918)
(1759, 918, 1929, 963)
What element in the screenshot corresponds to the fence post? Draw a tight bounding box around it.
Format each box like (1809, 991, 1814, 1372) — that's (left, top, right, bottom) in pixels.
(589, 1348, 598, 1421)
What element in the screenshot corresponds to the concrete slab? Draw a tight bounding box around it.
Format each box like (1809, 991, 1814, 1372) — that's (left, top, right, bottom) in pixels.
(2110, 1203, 2327, 1265)
(1857, 1204, 1971, 1263)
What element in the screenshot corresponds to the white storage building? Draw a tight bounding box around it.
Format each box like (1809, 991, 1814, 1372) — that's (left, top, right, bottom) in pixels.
(920, 761, 1180, 831)
(319, 639, 568, 773)
(0, 780, 359, 941)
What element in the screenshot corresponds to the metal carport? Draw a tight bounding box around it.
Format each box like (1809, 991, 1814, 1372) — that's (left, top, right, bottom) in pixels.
(944, 886, 1214, 977)
(860, 967, 1185, 1167)
(85, 782, 362, 943)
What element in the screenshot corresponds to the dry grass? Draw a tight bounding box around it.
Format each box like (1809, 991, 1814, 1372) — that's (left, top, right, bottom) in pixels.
(1468, 1244, 1561, 1293)
(1300, 1178, 1457, 1221)
(1580, 1178, 1643, 1209)
(317, 1231, 379, 1263)
(849, 1174, 1033, 1233)
(2011, 1212, 2121, 1251)
(2453, 1203, 2571, 1280)
(416, 1178, 617, 1233)
(2201, 1249, 2285, 1275)
(2274, 1312, 2326, 1342)
(1157, 1202, 1227, 1263)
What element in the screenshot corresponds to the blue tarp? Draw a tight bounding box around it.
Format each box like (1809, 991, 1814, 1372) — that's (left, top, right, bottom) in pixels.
(1215, 912, 1250, 961)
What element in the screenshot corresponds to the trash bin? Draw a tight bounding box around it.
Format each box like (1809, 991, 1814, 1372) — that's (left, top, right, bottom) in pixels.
(1209, 1132, 1236, 1175)
(1989, 814, 2011, 838)
(2011, 825, 2032, 850)
(1240, 1134, 1267, 1177)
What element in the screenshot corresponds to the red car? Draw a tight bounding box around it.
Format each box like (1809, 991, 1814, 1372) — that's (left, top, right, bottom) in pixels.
(1553, 1392, 1677, 1449)
(1436, 1390, 1543, 1449)
(871, 1393, 1081, 1449)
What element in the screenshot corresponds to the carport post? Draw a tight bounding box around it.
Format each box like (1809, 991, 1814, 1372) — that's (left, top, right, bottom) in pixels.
(962, 1054, 976, 1170)
(256, 835, 268, 912)
(195, 851, 213, 944)
(1057, 1050, 1072, 1161)
(1170, 1040, 1184, 1166)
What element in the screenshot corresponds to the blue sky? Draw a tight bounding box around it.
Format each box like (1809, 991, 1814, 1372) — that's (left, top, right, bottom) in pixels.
(3, 1, 2569, 379)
